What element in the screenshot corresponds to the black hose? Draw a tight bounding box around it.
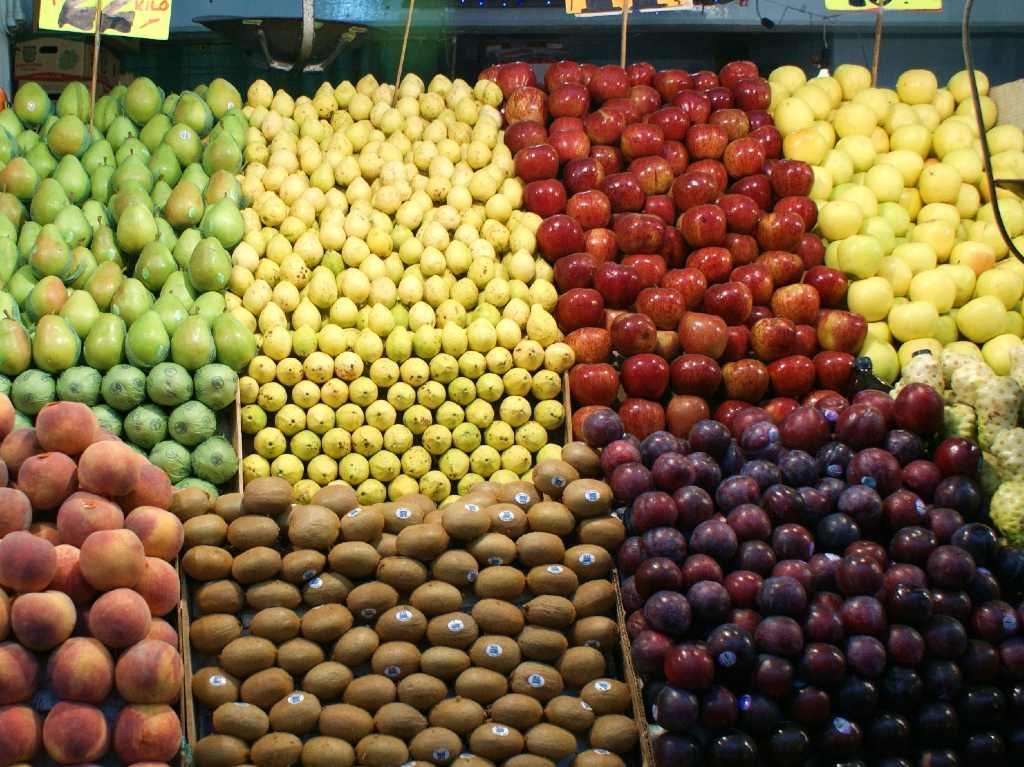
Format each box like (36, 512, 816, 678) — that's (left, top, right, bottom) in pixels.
(961, 0, 1024, 262)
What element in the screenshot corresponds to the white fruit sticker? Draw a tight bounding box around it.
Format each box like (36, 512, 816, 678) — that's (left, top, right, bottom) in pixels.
(579, 552, 595, 566)
(448, 619, 464, 633)
(547, 565, 564, 574)
(396, 507, 412, 519)
(492, 725, 509, 736)
(514, 492, 530, 504)
(308, 577, 323, 589)
(287, 693, 305, 704)
(384, 665, 401, 678)
(486, 643, 503, 657)
(527, 673, 545, 687)
(397, 609, 413, 622)
(595, 680, 611, 692)
(210, 675, 227, 687)
(498, 510, 515, 522)
(584, 489, 600, 502)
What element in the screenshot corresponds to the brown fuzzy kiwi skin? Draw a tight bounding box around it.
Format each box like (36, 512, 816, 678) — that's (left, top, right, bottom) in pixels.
(319, 703, 374, 742)
(401, 493, 437, 517)
(301, 603, 353, 644)
(276, 637, 325, 676)
(190, 614, 242, 655)
(226, 516, 280, 550)
(355, 733, 410, 767)
(473, 566, 526, 600)
(302, 736, 356, 767)
(170, 486, 211, 520)
(192, 733, 249, 767)
(281, 549, 326, 583)
(505, 755, 556, 767)
(562, 479, 612, 519)
(525, 502, 575, 537)
(343, 674, 397, 713)
(577, 516, 625, 551)
(195, 580, 245, 615)
(590, 714, 639, 753)
(312, 484, 359, 516)
(469, 635, 521, 674)
(441, 498, 491, 540)
(302, 572, 353, 607)
(426, 612, 479, 650)
(531, 459, 579, 500)
(487, 504, 528, 539)
(571, 616, 618, 652)
(375, 604, 428, 643)
(192, 667, 239, 710)
(431, 550, 479, 588)
(573, 749, 626, 767)
(468, 722, 525, 761)
(374, 701, 428, 740)
(488, 693, 544, 731)
(381, 502, 425, 534)
(219, 636, 277, 677)
(241, 476, 293, 517)
(376, 532, 398, 557)
(398, 672, 448, 711)
(516, 626, 568, 663)
(564, 545, 613, 580)
(213, 701, 270, 741)
(499, 481, 540, 510)
(376, 556, 429, 593)
(346, 581, 399, 623)
(560, 442, 601, 478)
(425, 508, 444, 526)
(230, 546, 282, 584)
(471, 599, 525, 636)
(572, 579, 616, 619)
(454, 666, 508, 705)
(524, 723, 577, 760)
(544, 696, 595, 733)
(241, 667, 294, 710)
(409, 726, 463, 764)
(332, 625, 380, 666)
(396, 523, 450, 561)
(558, 646, 606, 688)
(245, 580, 301, 611)
(525, 564, 578, 597)
(453, 754, 496, 767)
(410, 580, 464, 616)
(328, 541, 379, 579)
(419, 647, 471, 681)
(428, 697, 486, 735)
(515, 532, 565, 568)
(371, 640, 421, 681)
(468, 532, 518, 567)
(250, 731, 304, 767)
(303, 661, 353, 703)
(509, 662, 564, 702)
(184, 514, 228, 547)
(523, 595, 576, 629)
(340, 506, 386, 542)
(183, 545, 234, 581)
(580, 679, 631, 715)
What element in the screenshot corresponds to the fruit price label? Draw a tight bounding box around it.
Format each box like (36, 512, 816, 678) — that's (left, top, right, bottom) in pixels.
(824, 0, 942, 10)
(565, 0, 695, 15)
(38, 0, 173, 41)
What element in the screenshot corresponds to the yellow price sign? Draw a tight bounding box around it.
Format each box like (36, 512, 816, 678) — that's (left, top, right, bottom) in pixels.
(38, 0, 172, 41)
(825, 0, 941, 9)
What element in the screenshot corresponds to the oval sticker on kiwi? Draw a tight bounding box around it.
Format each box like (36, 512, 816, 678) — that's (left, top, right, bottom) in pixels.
(397, 609, 413, 622)
(552, 475, 566, 487)
(584, 489, 600, 502)
(486, 643, 503, 657)
(384, 665, 401, 678)
(434, 750, 450, 761)
(210, 675, 227, 687)
(594, 749, 611, 756)
(492, 725, 509, 736)
(498, 510, 515, 522)
(308, 577, 323, 589)
(396, 507, 412, 519)
(579, 552, 595, 566)
(448, 618, 464, 633)
(514, 492, 529, 504)
(595, 680, 611, 692)
(488, 556, 504, 565)
(347, 509, 361, 517)
(466, 503, 480, 512)
(547, 564, 563, 574)
(287, 693, 305, 704)
(527, 673, 545, 688)
(466, 570, 478, 582)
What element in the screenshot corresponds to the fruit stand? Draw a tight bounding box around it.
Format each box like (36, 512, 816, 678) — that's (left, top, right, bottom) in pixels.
(2, 0, 1024, 764)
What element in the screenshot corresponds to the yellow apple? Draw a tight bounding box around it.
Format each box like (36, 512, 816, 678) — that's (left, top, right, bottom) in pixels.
(982, 334, 1024, 375)
(898, 338, 943, 369)
(885, 103, 920, 135)
(1005, 312, 1024, 338)
(783, 127, 829, 166)
(809, 166, 834, 202)
(943, 147, 983, 185)
(852, 89, 893, 120)
(976, 268, 1024, 309)
(908, 269, 957, 313)
(808, 76, 843, 108)
(769, 81, 789, 111)
(878, 150, 924, 187)
(825, 240, 842, 270)
(932, 119, 974, 159)
(879, 202, 912, 237)
(860, 338, 900, 383)
(956, 183, 981, 220)
(912, 104, 941, 132)
(944, 341, 983, 363)
(899, 188, 923, 221)
(862, 217, 898, 256)
(822, 150, 854, 186)
(999, 258, 1024, 280)
(878, 255, 913, 297)
(947, 114, 980, 137)
(889, 300, 940, 342)
(834, 185, 879, 218)
(956, 95, 998, 130)
(864, 164, 905, 204)
(967, 221, 1009, 259)
(794, 83, 833, 120)
(987, 124, 1024, 155)
(838, 235, 885, 281)
(819, 199, 864, 241)
(870, 126, 891, 153)
(775, 97, 816, 136)
(932, 88, 956, 120)
(834, 64, 873, 101)
(910, 221, 956, 261)
(917, 203, 961, 229)
(893, 242, 938, 274)
(889, 124, 932, 158)
(978, 197, 1024, 237)
(833, 102, 878, 138)
(949, 239, 997, 275)
(848, 276, 894, 321)
(918, 162, 963, 205)
(771, 65, 808, 92)
(935, 263, 977, 306)
(948, 69, 989, 103)
(935, 315, 958, 345)
(897, 69, 938, 105)
(956, 295, 1008, 342)
(835, 135, 877, 172)
(867, 321, 892, 343)
(814, 120, 838, 148)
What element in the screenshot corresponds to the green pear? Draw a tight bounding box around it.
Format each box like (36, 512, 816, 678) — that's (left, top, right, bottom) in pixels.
(203, 170, 241, 206)
(148, 144, 181, 186)
(191, 291, 226, 325)
(140, 113, 172, 153)
(89, 166, 114, 204)
(24, 275, 67, 321)
(199, 197, 243, 249)
(68, 247, 97, 290)
(53, 155, 90, 204)
(0, 108, 23, 137)
(160, 271, 195, 307)
(83, 312, 125, 371)
(163, 123, 201, 166)
(25, 142, 56, 179)
(53, 206, 91, 249)
(180, 163, 209, 194)
(106, 116, 138, 151)
(116, 204, 158, 255)
(153, 294, 189, 335)
(18, 221, 39, 261)
(82, 200, 109, 233)
(87, 261, 124, 310)
(13, 82, 52, 126)
(109, 189, 152, 223)
(82, 139, 114, 174)
(32, 314, 80, 373)
(161, 93, 179, 118)
(163, 180, 204, 231)
(205, 78, 243, 120)
(201, 131, 241, 175)
(7, 266, 36, 305)
(213, 312, 257, 372)
(59, 289, 100, 338)
(171, 315, 215, 371)
(0, 157, 39, 201)
(220, 112, 248, 148)
(29, 178, 68, 225)
(110, 277, 154, 326)
(172, 228, 202, 270)
(187, 237, 231, 292)
(29, 224, 73, 279)
(46, 115, 90, 158)
(0, 317, 31, 375)
(156, 218, 177, 251)
(13, 128, 35, 156)
(126, 309, 170, 369)
(115, 137, 150, 166)
(173, 92, 214, 137)
(0, 193, 25, 230)
(92, 94, 121, 133)
(113, 158, 154, 195)
(125, 76, 164, 126)
(0, 215, 13, 243)
(56, 82, 91, 121)
(151, 180, 172, 209)
(0, 237, 17, 285)
(91, 226, 122, 267)
(134, 242, 176, 292)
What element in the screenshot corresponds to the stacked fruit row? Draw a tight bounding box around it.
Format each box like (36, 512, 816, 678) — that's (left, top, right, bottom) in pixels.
(231, 73, 573, 505)
(0, 77, 257, 495)
(178, 459, 637, 767)
(0, 394, 187, 765)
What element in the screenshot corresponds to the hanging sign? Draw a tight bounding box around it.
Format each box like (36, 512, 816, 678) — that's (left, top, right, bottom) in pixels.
(39, 0, 173, 41)
(825, 0, 941, 10)
(566, 0, 695, 16)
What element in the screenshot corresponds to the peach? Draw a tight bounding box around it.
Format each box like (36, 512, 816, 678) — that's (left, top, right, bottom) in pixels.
(0, 588, 7, 640)
(47, 637, 114, 703)
(146, 618, 179, 646)
(113, 704, 182, 763)
(119, 464, 174, 512)
(0, 455, 8, 486)
(88, 588, 151, 649)
(79, 528, 145, 590)
(48, 544, 96, 605)
(124, 506, 184, 561)
(135, 558, 180, 617)
(0, 530, 56, 592)
(0, 428, 41, 475)
(42, 702, 109, 764)
(0, 487, 30, 536)
(115, 639, 183, 704)
(35, 401, 98, 457)
(0, 642, 37, 704)
(56, 492, 125, 548)
(11, 590, 75, 650)
(16, 452, 77, 510)
(77, 441, 140, 498)
(0, 705, 40, 765)
(29, 522, 59, 544)
(0, 394, 13, 443)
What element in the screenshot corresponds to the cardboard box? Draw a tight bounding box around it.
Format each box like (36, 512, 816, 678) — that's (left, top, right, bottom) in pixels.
(993, 80, 1024, 132)
(14, 36, 120, 95)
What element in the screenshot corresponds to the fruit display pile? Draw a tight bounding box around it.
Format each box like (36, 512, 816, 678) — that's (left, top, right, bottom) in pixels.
(232, 74, 572, 505)
(178, 459, 636, 767)
(771, 63, 1024, 383)
(0, 394, 187, 765)
(0, 78, 256, 496)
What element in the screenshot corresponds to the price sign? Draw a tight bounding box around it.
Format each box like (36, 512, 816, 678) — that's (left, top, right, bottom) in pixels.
(825, 0, 941, 10)
(39, 0, 172, 41)
(565, 0, 694, 15)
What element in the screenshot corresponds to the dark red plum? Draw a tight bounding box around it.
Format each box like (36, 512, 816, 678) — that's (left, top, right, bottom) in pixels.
(834, 680, 879, 726)
(757, 575, 807, 617)
(673, 485, 715, 529)
(893, 382, 944, 437)
(867, 714, 911, 757)
(846, 635, 886, 677)
(835, 404, 887, 448)
(885, 429, 925, 466)
(611, 461, 654, 504)
(796, 488, 829, 527)
(601, 438, 643, 476)
(771, 523, 814, 561)
(702, 685, 739, 729)
(790, 686, 832, 726)
(779, 449, 818, 487)
(652, 452, 694, 492)
(632, 631, 671, 675)
(741, 460, 782, 490)
(924, 615, 969, 659)
(847, 448, 902, 497)
(641, 430, 683, 466)
(617, 536, 647, 574)
(967, 567, 1001, 604)
(766, 724, 809, 765)
(959, 686, 1006, 729)
(582, 408, 624, 447)
(652, 734, 700, 767)
(621, 575, 643, 612)
(800, 642, 847, 688)
(773, 560, 813, 593)
(688, 419, 732, 459)
(721, 441, 747, 477)
(816, 514, 860, 554)
(880, 665, 924, 713)
(688, 579, 733, 624)
(916, 701, 959, 746)
(972, 600, 1019, 642)
(808, 553, 841, 593)
(836, 485, 883, 530)
(763, 484, 801, 524)
(887, 624, 925, 666)
(631, 490, 679, 532)
(755, 615, 804, 656)
(952, 523, 999, 565)
(883, 488, 928, 529)
(664, 642, 715, 689)
(934, 436, 982, 477)
(635, 557, 684, 598)
(932, 589, 972, 622)
(815, 477, 846, 509)
(836, 554, 884, 596)
(845, 540, 887, 564)
(887, 583, 934, 626)
(1001, 638, 1024, 679)
(642, 526, 688, 563)
(708, 623, 757, 675)
(852, 388, 895, 423)
(707, 733, 758, 767)
(818, 714, 863, 759)
(727, 504, 771, 541)
(645, 591, 693, 637)
(933, 476, 981, 517)
(883, 563, 927, 595)
(626, 609, 651, 638)
(963, 732, 1006, 762)
(779, 407, 830, 453)
(690, 518, 738, 563)
(682, 553, 724, 586)
(730, 608, 761, 635)
(652, 685, 700, 731)
(841, 595, 887, 636)
(929, 507, 965, 543)
(736, 540, 776, 574)
(817, 441, 855, 478)
(739, 420, 781, 458)
(686, 452, 723, 493)
(928, 545, 977, 590)
(754, 654, 794, 696)
(715, 475, 760, 511)
(737, 694, 782, 739)
(903, 459, 943, 500)
(890, 526, 937, 565)
(724, 570, 763, 607)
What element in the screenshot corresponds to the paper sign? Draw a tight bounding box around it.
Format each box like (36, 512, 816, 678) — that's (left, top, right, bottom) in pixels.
(38, 0, 172, 41)
(566, 0, 694, 14)
(825, 0, 942, 10)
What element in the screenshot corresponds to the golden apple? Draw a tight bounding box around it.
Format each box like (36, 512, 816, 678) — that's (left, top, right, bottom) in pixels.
(853, 88, 893, 120)
(976, 267, 1024, 309)
(783, 127, 830, 166)
(978, 197, 1024, 237)
(948, 69, 989, 103)
(862, 216, 898, 255)
(917, 202, 961, 229)
(885, 103, 920, 135)
(889, 300, 940, 342)
(836, 135, 877, 172)
(912, 104, 941, 132)
(860, 338, 900, 382)
(794, 83, 833, 120)
(819, 199, 865, 241)
(911, 220, 956, 261)
(770, 65, 808, 93)
(849, 276, 895, 321)
(878, 255, 913, 297)
(982, 334, 1024, 375)
(987, 124, 1024, 155)
(918, 162, 963, 205)
(936, 263, 977, 306)
(838, 235, 885, 280)
(879, 202, 912, 237)
(889, 124, 932, 158)
(834, 184, 879, 218)
(956, 295, 1008, 342)
(932, 119, 974, 159)
(822, 149, 854, 186)
(897, 69, 939, 105)
(810, 165, 834, 201)
(879, 150, 924, 186)
(956, 183, 981, 220)
(908, 269, 957, 313)
(955, 95, 998, 130)
(932, 88, 956, 120)
(834, 64, 873, 101)
(774, 97, 816, 136)
(864, 164, 905, 204)
(935, 315, 958, 345)
(943, 147, 983, 185)
(867, 321, 892, 343)
(834, 102, 878, 138)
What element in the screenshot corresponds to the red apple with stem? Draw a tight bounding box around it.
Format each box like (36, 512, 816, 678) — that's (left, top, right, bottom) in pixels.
(674, 90, 712, 124)
(814, 351, 855, 392)
(718, 194, 762, 234)
(774, 196, 818, 230)
(627, 61, 656, 86)
(495, 62, 537, 97)
(564, 157, 606, 194)
(594, 261, 643, 309)
(622, 354, 670, 399)
(504, 121, 548, 154)
(524, 179, 568, 217)
(771, 283, 821, 325)
(637, 287, 687, 330)
(623, 255, 667, 289)
(758, 251, 805, 286)
(751, 125, 783, 158)
(724, 233, 760, 267)
(678, 311, 728, 359)
(768, 159, 814, 197)
(796, 233, 826, 269)
(670, 354, 722, 398)
(630, 156, 674, 195)
(630, 85, 662, 116)
(680, 204, 727, 248)
(567, 190, 612, 229)
(655, 330, 681, 360)
(545, 60, 583, 90)
(724, 136, 767, 178)
(756, 211, 805, 252)
(768, 355, 816, 398)
(589, 65, 631, 103)
(722, 358, 770, 402)
(566, 327, 612, 363)
(600, 172, 646, 212)
(554, 252, 597, 290)
(654, 69, 694, 102)
(644, 195, 677, 225)
(672, 172, 719, 211)
(686, 124, 729, 160)
(505, 86, 548, 124)
(615, 213, 665, 254)
(733, 77, 771, 111)
(648, 106, 690, 141)
(710, 109, 751, 141)
(661, 141, 690, 175)
(723, 324, 751, 362)
(550, 83, 591, 118)
(611, 312, 658, 356)
(720, 60, 759, 90)
(793, 325, 818, 357)
(550, 130, 591, 163)
(585, 108, 627, 145)
(591, 145, 623, 175)
(585, 228, 618, 262)
(569, 363, 619, 407)
(803, 266, 848, 308)
(550, 116, 585, 134)
(816, 310, 868, 354)
(537, 214, 585, 262)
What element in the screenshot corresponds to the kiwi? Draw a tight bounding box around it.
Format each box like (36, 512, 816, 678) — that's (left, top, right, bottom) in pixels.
(523, 595, 576, 629)
(376, 556, 428, 592)
(410, 580, 464, 616)
(302, 736, 355, 767)
(559, 646, 606, 688)
(409, 727, 462, 765)
(455, 666, 508, 704)
(302, 661, 352, 702)
(226, 516, 280, 550)
(468, 533, 517, 567)
(339, 506, 385, 542)
(312, 483, 358, 515)
(396, 523, 450, 561)
(580, 679, 630, 715)
(471, 599, 524, 636)
(544, 695, 595, 733)
(590, 714, 638, 753)
(474, 565, 526, 600)
(319, 703, 374, 742)
(332, 625, 380, 666)
(343, 674, 397, 712)
(515, 532, 565, 568)
(301, 603, 353, 643)
(424, 508, 444, 526)
(328, 541, 379, 579)
(192, 734, 249, 767)
(526, 564, 578, 597)
(560, 442, 601, 478)
(381, 502, 425, 534)
(246, 580, 301, 610)
(453, 754, 495, 767)
(375, 604, 428, 643)
(268, 690, 321, 734)
(288, 504, 340, 550)
(170, 485, 212, 521)
(398, 673, 449, 711)
(372, 640, 421, 681)
(240, 667, 294, 709)
(488, 693, 544, 730)
(277, 637, 325, 676)
(183, 545, 234, 581)
(213, 701, 270, 741)
(426, 611, 478, 649)
(531, 459, 579, 500)
(376, 532, 398, 557)
(302, 571, 352, 606)
(230, 546, 282, 584)
(190, 614, 242, 655)
(469, 635, 521, 673)
(525, 502, 575, 537)
(192, 667, 239, 709)
(572, 579, 616, 618)
(431, 550, 479, 587)
(441, 496, 492, 540)
(571, 616, 618, 651)
(500, 481, 541, 510)
(374, 701, 428, 739)
(562, 479, 612, 519)
(429, 697, 486, 735)
(251, 731, 302, 767)
(214, 492, 243, 522)
(241, 476, 293, 517)
(578, 516, 625, 550)
(419, 646, 471, 681)
(573, 749, 626, 767)
(355, 734, 409, 767)
(487, 503, 528, 539)
(184, 513, 228, 548)
(219, 636, 276, 677)
(401, 493, 438, 517)
(524, 723, 577, 760)
(346, 581, 399, 622)
(516, 626, 568, 662)
(564, 545, 613, 580)
(195, 580, 245, 615)
(281, 549, 326, 583)
(509, 662, 563, 702)
(505, 755, 555, 767)
(468, 722, 525, 761)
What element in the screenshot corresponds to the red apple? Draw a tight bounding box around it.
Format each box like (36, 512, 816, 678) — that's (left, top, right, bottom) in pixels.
(662, 267, 707, 309)
(724, 136, 767, 179)
(630, 156, 674, 195)
(654, 69, 694, 102)
(623, 254, 667, 289)
(564, 158, 606, 194)
(604, 97, 640, 123)
(622, 123, 665, 161)
(667, 394, 711, 437)
(751, 317, 797, 361)
(545, 60, 583, 90)
(730, 263, 774, 305)
(816, 310, 868, 354)
(793, 324, 818, 357)
(803, 267, 847, 308)
(537, 214, 585, 262)
(747, 110, 774, 130)
(714, 400, 751, 430)
(556, 288, 605, 332)
(580, 63, 598, 85)
(567, 190, 612, 230)
(718, 193, 762, 234)
(637, 287, 686, 330)
(610, 312, 658, 356)
(693, 70, 718, 89)
(768, 355, 816, 398)
(771, 283, 821, 325)
(706, 87, 735, 111)
(724, 233, 760, 267)
(629, 85, 662, 116)
(600, 172, 646, 213)
(627, 61, 656, 86)
(569, 363, 619, 407)
(619, 398, 666, 440)
(622, 354, 670, 399)
(722, 359, 770, 402)
(615, 213, 665, 254)
(550, 83, 590, 118)
(733, 76, 771, 111)
(688, 160, 728, 195)
(648, 106, 690, 141)
(768, 159, 814, 197)
(730, 174, 773, 211)
(680, 204, 727, 248)
(589, 65, 630, 103)
(763, 396, 799, 424)
(723, 324, 751, 362)
(505, 86, 548, 124)
(604, 309, 625, 331)
(672, 172, 719, 211)
(661, 141, 690, 176)
(584, 108, 627, 145)
(750, 125, 783, 159)
(524, 179, 567, 217)
(594, 261, 642, 308)
(674, 90, 712, 124)
(550, 130, 591, 164)
(659, 227, 686, 268)
(554, 252, 598, 291)
(585, 228, 618, 262)
(686, 247, 733, 284)
(710, 109, 751, 141)
(670, 354, 722, 398)
(756, 211, 805, 252)
(591, 145, 623, 175)
(720, 60, 759, 90)
(505, 121, 548, 154)
(655, 330, 681, 360)
(814, 351, 855, 392)
(514, 144, 559, 181)
(774, 196, 818, 231)
(550, 117, 585, 134)
(678, 311, 728, 359)
(644, 195, 677, 225)
(758, 251, 805, 286)
(495, 62, 537, 97)
(686, 124, 729, 160)
(702, 281, 753, 325)
(796, 234, 826, 269)
(566, 327, 612, 364)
